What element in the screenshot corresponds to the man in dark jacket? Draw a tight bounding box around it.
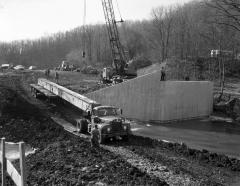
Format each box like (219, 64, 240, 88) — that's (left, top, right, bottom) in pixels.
(55, 71, 59, 83)
(91, 125, 100, 148)
(160, 67, 166, 81)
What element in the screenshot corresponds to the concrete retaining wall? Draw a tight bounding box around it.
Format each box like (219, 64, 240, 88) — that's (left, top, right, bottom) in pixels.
(86, 71, 213, 122)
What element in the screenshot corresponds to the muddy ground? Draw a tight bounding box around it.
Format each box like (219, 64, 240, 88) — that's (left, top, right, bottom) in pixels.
(0, 70, 240, 185)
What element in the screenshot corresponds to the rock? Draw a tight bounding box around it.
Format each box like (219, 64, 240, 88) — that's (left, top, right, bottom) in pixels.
(81, 167, 89, 172)
(151, 166, 158, 171)
(158, 166, 167, 171)
(95, 182, 107, 186)
(87, 181, 95, 185)
(107, 160, 115, 164)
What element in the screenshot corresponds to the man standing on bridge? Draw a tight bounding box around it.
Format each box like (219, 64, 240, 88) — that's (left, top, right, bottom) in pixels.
(160, 67, 166, 81)
(91, 125, 100, 148)
(55, 71, 59, 83)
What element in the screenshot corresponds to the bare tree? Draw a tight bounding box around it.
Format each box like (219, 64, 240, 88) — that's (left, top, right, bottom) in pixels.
(206, 0, 240, 32)
(150, 6, 174, 62)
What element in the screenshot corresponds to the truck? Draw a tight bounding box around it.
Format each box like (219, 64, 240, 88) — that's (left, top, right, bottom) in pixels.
(30, 78, 131, 143)
(78, 105, 131, 143)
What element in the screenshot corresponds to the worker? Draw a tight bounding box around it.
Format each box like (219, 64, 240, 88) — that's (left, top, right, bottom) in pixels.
(91, 125, 100, 148)
(45, 69, 49, 78)
(55, 71, 59, 83)
(160, 67, 166, 81)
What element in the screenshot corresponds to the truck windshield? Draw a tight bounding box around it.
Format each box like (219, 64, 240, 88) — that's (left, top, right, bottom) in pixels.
(95, 108, 118, 117)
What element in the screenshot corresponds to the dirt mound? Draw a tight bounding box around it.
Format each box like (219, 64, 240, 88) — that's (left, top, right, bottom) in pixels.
(26, 139, 166, 186)
(0, 86, 41, 119)
(0, 86, 66, 147)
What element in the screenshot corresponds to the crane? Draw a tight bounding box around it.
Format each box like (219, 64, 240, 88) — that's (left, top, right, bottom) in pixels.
(101, 0, 126, 75)
(101, 0, 137, 82)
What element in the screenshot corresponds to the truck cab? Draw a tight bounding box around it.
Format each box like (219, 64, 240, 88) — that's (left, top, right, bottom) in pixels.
(80, 106, 131, 143)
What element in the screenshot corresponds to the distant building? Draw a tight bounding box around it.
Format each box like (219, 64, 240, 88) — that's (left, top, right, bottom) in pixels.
(210, 50, 234, 58)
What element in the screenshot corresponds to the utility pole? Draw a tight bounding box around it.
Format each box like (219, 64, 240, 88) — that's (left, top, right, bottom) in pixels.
(82, 0, 87, 66)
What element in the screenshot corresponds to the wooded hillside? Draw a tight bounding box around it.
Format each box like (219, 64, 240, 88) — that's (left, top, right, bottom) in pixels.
(0, 0, 239, 69)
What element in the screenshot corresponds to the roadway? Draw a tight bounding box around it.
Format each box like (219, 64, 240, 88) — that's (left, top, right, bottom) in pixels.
(131, 117, 240, 159)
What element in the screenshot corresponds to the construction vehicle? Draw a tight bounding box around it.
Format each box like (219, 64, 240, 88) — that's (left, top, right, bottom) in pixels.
(101, 0, 137, 83)
(30, 78, 131, 143)
(55, 61, 76, 71)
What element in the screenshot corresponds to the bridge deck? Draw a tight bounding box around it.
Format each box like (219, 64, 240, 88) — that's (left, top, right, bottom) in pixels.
(30, 84, 58, 98)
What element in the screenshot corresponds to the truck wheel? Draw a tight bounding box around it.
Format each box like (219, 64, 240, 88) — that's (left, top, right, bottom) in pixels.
(122, 135, 129, 141)
(79, 119, 88, 133)
(99, 133, 105, 144)
(31, 88, 34, 97)
(34, 90, 38, 98)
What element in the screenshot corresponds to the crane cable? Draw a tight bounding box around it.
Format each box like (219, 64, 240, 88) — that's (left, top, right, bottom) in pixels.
(115, 0, 129, 61)
(115, 0, 123, 22)
(83, 0, 86, 27)
(82, 0, 86, 59)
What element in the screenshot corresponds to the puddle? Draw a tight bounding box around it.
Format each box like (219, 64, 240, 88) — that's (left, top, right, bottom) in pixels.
(0, 142, 36, 161)
(131, 128, 143, 131)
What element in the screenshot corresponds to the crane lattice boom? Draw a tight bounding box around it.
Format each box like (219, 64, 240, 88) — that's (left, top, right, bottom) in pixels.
(101, 0, 126, 75)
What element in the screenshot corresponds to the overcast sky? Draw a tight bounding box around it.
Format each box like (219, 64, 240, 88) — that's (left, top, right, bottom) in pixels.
(0, 0, 192, 42)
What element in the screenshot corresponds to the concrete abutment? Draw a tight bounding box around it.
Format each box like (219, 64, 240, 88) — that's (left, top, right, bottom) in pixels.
(86, 71, 213, 122)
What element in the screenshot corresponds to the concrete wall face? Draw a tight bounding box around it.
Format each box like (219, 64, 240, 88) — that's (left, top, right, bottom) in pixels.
(86, 71, 213, 122)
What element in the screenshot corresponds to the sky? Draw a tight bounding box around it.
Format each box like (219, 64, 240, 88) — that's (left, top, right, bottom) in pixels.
(0, 0, 192, 42)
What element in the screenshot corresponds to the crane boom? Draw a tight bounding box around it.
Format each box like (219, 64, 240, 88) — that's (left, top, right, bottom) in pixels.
(101, 0, 126, 75)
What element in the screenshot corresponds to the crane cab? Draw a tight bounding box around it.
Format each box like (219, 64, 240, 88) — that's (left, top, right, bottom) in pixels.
(101, 67, 114, 83)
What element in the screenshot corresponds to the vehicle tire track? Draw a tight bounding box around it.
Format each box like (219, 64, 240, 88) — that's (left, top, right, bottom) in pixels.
(102, 145, 200, 186)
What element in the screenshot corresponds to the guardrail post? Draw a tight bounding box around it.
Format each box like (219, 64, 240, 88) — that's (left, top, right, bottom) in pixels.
(19, 142, 26, 186)
(1, 138, 6, 186)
